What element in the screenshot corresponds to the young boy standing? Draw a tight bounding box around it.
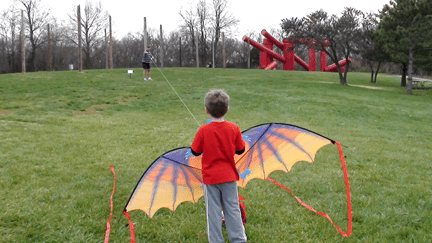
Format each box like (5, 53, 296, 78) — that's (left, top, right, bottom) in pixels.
(191, 90, 247, 243)
(142, 46, 153, 80)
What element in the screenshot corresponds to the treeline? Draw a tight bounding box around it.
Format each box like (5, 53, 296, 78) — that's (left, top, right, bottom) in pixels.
(1, 0, 432, 94)
(0, 0, 260, 74)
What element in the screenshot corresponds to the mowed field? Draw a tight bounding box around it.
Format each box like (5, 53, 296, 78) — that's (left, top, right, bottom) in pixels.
(0, 68, 431, 242)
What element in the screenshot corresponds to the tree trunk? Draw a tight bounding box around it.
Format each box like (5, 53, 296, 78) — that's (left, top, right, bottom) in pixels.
(84, 47, 91, 69)
(401, 63, 407, 87)
(1, 38, 6, 72)
(369, 62, 374, 83)
(374, 62, 381, 83)
(338, 68, 347, 85)
(406, 44, 414, 95)
(342, 61, 349, 85)
(337, 62, 347, 85)
(26, 10, 36, 72)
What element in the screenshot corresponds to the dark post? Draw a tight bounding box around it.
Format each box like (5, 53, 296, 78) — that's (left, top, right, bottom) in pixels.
(105, 29, 108, 69)
(47, 24, 52, 71)
(196, 32, 199, 68)
(160, 24, 164, 69)
(212, 36, 215, 68)
(247, 39, 250, 69)
(179, 37, 182, 67)
(143, 17, 147, 52)
(77, 5, 82, 72)
(21, 10, 26, 73)
(223, 32, 226, 70)
(109, 15, 113, 69)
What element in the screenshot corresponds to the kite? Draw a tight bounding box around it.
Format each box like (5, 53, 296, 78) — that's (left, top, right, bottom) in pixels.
(122, 123, 352, 241)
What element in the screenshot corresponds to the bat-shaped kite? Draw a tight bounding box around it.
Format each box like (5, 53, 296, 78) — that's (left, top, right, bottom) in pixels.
(122, 123, 352, 242)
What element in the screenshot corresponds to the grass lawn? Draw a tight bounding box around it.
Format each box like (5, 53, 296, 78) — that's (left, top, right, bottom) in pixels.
(0, 68, 431, 242)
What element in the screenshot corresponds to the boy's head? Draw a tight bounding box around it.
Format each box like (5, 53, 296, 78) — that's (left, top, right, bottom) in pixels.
(146, 46, 150, 51)
(205, 89, 230, 118)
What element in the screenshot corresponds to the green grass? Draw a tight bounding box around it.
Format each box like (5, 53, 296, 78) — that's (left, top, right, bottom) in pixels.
(1, 68, 431, 242)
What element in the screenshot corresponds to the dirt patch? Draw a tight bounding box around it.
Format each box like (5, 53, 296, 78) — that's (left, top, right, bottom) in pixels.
(73, 104, 107, 116)
(349, 84, 390, 90)
(117, 97, 138, 103)
(73, 97, 138, 115)
(0, 109, 14, 115)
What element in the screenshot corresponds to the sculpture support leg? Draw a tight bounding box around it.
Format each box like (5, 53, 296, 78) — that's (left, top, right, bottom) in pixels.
(309, 48, 316, 71)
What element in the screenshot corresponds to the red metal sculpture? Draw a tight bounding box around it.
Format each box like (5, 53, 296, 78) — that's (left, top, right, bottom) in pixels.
(243, 29, 350, 72)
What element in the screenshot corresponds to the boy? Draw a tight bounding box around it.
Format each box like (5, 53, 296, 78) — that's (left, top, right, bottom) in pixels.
(142, 46, 153, 80)
(191, 89, 247, 243)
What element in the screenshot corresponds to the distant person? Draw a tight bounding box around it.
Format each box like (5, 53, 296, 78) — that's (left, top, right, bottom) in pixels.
(191, 89, 247, 243)
(142, 46, 153, 80)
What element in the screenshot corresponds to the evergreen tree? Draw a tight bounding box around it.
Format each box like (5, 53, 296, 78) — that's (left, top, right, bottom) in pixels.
(375, 0, 432, 94)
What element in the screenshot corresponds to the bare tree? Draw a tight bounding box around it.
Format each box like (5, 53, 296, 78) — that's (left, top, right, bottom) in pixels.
(43, 20, 70, 71)
(114, 32, 142, 68)
(180, 0, 238, 68)
(211, 0, 238, 67)
(68, 1, 108, 69)
(179, 4, 197, 64)
(282, 8, 369, 85)
(17, 0, 51, 72)
(358, 12, 390, 83)
(0, 6, 19, 73)
(196, 0, 211, 66)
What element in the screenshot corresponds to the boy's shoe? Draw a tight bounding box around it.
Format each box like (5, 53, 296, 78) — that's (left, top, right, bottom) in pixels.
(144, 78, 147, 81)
(148, 77, 152, 80)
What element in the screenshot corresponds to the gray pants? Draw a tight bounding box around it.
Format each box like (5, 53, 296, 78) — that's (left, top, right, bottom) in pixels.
(203, 181, 247, 243)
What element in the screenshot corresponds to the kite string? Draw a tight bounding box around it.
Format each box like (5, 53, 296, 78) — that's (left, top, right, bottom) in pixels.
(151, 59, 201, 127)
(120, 60, 201, 243)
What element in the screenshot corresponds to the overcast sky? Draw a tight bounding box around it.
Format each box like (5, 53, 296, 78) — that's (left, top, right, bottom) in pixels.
(1, 0, 391, 40)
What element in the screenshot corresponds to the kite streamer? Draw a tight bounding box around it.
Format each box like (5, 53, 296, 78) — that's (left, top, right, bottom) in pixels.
(104, 165, 116, 243)
(267, 141, 352, 237)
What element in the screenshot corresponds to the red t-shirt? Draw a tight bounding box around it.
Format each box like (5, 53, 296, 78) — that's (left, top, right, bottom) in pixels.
(191, 121, 245, 185)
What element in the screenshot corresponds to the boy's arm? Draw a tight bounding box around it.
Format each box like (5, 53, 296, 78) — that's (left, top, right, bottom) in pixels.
(191, 128, 203, 156)
(235, 126, 246, 155)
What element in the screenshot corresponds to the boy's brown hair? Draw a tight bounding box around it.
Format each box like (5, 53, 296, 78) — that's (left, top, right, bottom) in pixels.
(205, 89, 229, 118)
